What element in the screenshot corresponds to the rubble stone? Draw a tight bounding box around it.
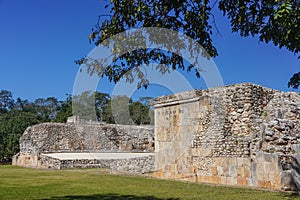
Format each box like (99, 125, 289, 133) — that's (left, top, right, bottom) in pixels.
(152, 83, 300, 191)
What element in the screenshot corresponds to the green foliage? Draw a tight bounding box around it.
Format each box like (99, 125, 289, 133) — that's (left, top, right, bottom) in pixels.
(218, 0, 300, 87)
(78, 0, 217, 88)
(0, 89, 154, 161)
(104, 95, 153, 125)
(0, 166, 298, 199)
(129, 101, 151, 125)
(0, 90, 14, 114)
(288, 72, 300, 89)
(74, 91, 111, 121)
(101, 99, 115, 124)
(34, 97, 59, 121)
(55, 95, 73, 123)
(0, 111, 39, 160)
(72, 91, 99, 121)
(95, 91, 111, 120)
(219, 1, 300, 53)
(0, 91, 69, 160)
(78, 0, 300, 88)
(109, 95, 133, 124)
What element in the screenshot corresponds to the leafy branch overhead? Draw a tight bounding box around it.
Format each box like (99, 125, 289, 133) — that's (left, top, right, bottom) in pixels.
(78, 0, 300, 88)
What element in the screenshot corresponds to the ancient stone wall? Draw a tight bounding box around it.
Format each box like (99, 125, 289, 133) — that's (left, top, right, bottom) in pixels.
(37, 153, 154, 173)
(13, 122, 154, 172)
(152, 83, 300, 191)
(17, 122, 154, 154)
(12, 83, 300, 191)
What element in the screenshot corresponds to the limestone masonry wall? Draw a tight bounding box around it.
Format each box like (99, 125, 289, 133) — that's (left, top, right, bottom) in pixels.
(13, 82, 300, 191)
(17, 122, 154, 154)
(152, 83, 300, 191)
(12, 122, 154, 172)
(38, 154, 155, 173)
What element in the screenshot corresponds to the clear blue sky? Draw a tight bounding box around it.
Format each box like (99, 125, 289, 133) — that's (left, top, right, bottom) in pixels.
(0, 0, 299, 101)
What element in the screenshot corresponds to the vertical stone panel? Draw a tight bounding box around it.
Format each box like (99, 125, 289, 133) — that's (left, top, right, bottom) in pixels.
(153, 83, 300, 191)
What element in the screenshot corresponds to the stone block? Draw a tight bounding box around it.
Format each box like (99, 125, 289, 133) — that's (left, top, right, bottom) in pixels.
(222, 166, 229, 176)
(242, 158, 251, 167)
(291, 144, 300, 152)
(237, 177, 248, 186)
(258, 181, 266, 188)
(199, 175, 208, 183)
(220, 176, 227, 185)
(215, 158, 221, 166)
(281, 170, 300, 191)
(226, 177, 238, 185)
(190, 147, 212, 157)
(264, 181, 272, 188)
(264, 153, 276, 162)
(229, 165, 237, 177)
(221, 159, 228, 166)
(211, 166, 218, 175)
(228, 158, 237, 166)
(244, 168, 251, 178)
(237, 166, 244, 177)
(217, 166, 224, 176)
(256, 169, 265, 181)
(211, 176, 221, 184)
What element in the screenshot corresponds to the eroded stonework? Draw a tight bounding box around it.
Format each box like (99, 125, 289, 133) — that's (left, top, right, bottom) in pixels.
(13, 83, 300, 191)
(12, 121, 154, 172)
(152, 83, 300, 191)
(18, 122, 154, 153)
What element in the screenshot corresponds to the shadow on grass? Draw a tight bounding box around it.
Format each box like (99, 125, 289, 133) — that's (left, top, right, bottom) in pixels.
(46, 193, 179, 200)
(280, 192, 300, 199)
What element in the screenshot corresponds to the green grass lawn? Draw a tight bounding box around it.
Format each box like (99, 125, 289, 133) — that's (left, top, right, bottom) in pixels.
(0, 165, 299, 200)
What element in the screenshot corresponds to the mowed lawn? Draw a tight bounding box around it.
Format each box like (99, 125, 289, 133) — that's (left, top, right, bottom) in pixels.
(0, 165, 299, 200)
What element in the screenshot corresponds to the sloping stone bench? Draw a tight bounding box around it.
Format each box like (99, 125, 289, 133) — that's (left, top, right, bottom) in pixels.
(39, 153, 155, 173)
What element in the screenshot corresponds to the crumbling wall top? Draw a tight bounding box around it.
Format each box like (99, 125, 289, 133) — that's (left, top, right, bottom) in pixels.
(152, 82, 279, 108)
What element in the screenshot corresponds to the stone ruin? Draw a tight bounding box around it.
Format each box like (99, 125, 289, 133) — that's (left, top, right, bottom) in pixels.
(13, 82, 300, 191)
(13, 120, 155, 172)
(152, 82, 300, 191)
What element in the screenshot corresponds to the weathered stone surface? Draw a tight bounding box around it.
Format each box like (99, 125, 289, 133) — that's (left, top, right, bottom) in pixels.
(38, 153, 155, 173)
(18, 122, 154, 154)
(12, 121, 154, 173)
(12, 82, 300, 191)
(152, 82, 300, 191)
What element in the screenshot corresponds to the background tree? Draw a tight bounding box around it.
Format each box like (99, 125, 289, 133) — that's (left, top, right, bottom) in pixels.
(137, 96, 154, 125)
(109, 95, 134, 124)
(71, 91, 111, 122)
(13, 98, 35, 113)
(218, 0, 300, 88)
(54, 95, 73, 123)
(129, 101, 151, 125)
(79, 0, 300, 88)
(34, 97, 59, 121)
(0, 90, 14, 114)
(100, 98, 115, 124)
(102, 95, 153, 125)
(138, 97, 153, 107)
(72, 91, 97, 121)
(0, 92, 68, 161)
(0, 89, 154, 161)
(0, 111, 39, 160)
(95, 92, 111, 121)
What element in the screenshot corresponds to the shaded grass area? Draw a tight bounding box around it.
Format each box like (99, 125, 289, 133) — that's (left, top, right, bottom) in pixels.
(0, 165, 299, 200)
